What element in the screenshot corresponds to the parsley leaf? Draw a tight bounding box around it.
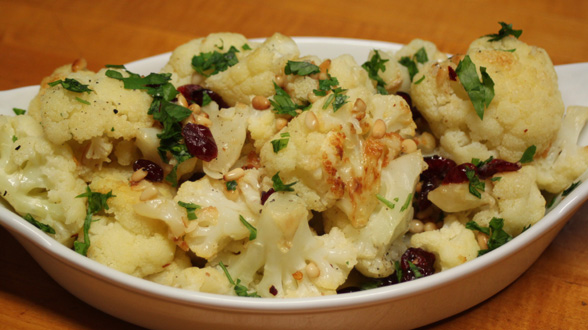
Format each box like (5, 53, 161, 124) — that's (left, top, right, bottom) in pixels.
(398, 56, 419, 81)
(400, 193, 413, 212)
(12, 108, 26, 115)
(242, 43, 252, 51)
(271, 132, 290, 153)
(226, 180, 238, 191)
(219, 261, 260, 297)
(519, 145, 536, 163)
(239, 215, 257, 240)
(75, 97, 90, 105)
(11, 135, 17, 142)
(362, 50, 389, 95)
(563, 181, 581, 196)
(48, 78, 93, 93)
(376, 194, 396, 210)
(466, 217, 513, 256)
(271, 172, 297, 192)
(191, 46, 240, 77)
(178, 201, 201, 220)
(485, 22, 523, 42)
(455, 55, 495, 120)
(74, 186, 115, 256)
(284, 60, 320, 76)
(414, 47, 429, 64)
(407, 261, 423, 278)
(314, 74, 349, 112)
(270, 82, 308, 116)
(23, 213, 55, 234)
(465, 168, 485, 199)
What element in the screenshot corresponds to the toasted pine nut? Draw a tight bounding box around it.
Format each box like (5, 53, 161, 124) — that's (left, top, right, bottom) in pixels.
(424, 222, 438, 232)
(476, 232, 489, 250)
(371, 119, 387, 139)
(252, 95, 271, 110)
(72, 58, 87, 72)
(189, 103, 201, 114)
(195, 115, 212, 127)
(275, 117, 288, 131)
(177, 93, 189, 108)
(319, 59, 331, 74)
(131, 169, 148, 182)
(223, 167, 245, 181)
(305, 111, 318, 131)
(353, 98, 367, 113)
(305, 262, 320, 278)
(409, 219, 424, 234)
(275, 74, 286, 87)
(402, 139, 418, 154)
(140, 185, 158, 201)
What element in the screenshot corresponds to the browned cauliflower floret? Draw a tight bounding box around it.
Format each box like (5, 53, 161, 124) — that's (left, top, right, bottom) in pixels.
(411, 36, 565, 163)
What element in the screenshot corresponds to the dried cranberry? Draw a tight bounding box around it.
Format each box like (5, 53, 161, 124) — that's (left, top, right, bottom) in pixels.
(448, 66, 457, 81)
(269, 285, 278, 296)
(182, 123, 218, 162)
(336, 286, 363, 294)
(417, 156, 457, 210)
(177, 84, 229, 109)
(477, 158, 521, 179)
(442, 163, 477, 184)
(133, 159, 164, 182)
(261, 188, 275, 205)
(399, 247, 436, 282)
(396, 91, 422, 120)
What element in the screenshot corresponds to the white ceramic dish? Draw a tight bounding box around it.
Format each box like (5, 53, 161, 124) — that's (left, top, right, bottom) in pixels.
(1, 37, 587, 330)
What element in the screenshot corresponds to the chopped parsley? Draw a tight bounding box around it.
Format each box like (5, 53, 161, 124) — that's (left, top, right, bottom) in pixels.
(376, 194, 396, 210)
(466, 168, 485, 199)
(178, 201, 201, 220)
(398, 47, 429, 82)
(394, 260, 403, 283)
(271, 172, 297, 192)
(362, 50, 389, 94)
(313, 74, 349, 112)
(414, 75, 426, 85)
(466, 217, 513, 256)
(239, 215, 257, 240)
(271, 132, 290, 153)
(106, 66, 192, 186)
(226, 180, 238, 191)
(563, 181, 581, 197)
(11, 135, 17, 142)
(23, 213, 55, 234)
(219, 261, 260, 297)
(48, 78, 93, 94)
(74, 186, 115, 256)
(242, 43, 252, 51)
(12, 108, 26, 115)
(400, 193, 413, 212)
(455, 55, 495, 120)
(284, 60, 320, 76)
(191, 45, 240, 77)
(75, 97, 90, 105)
(407, 261, 423, 278)
(519, 145, 536, 163)
(485, 22, 523, 42)
(270, 82, 309, 116)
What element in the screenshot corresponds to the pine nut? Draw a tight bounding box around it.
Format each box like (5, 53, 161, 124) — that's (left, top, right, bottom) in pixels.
(476, 232, 489, 250)
(189, 103, 201, 114)
(223, 167, 245, 181)
(72, 58, 87, 72)
(319, 59, 331, 74)
(305, 262, 320, 278)
(275, 74, 286, 87)
(195, 115, 212, 127)
(371, 119, 387, 139)
(252, 95, 271, 110)
(409, 219, 424, 233)
(353, 98, 367, 113)
(402, 139, 418, 153)
(305, 111, 318, 131)
(424, 222, 438, 232)
(131, 168, 148, 182)
(275, 117, 288, 131)
(177, 93, 189, 108)
(140, 185, 158, 201)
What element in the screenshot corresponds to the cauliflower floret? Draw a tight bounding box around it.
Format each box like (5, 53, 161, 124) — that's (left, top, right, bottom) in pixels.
(324, 151, 426, 278)
(212, 192, 357, 298)
(534, 106, 588, 193)
(83, 166, 176, 278)
(411, 36, 565, 163)
(161, 32, 252, 87)
(204, 33, 300, 106)
(410, 214, 479, 271)
(28, 64, 154, 168)
(428, 166, 545, 236)
(0, 115, 86, 245)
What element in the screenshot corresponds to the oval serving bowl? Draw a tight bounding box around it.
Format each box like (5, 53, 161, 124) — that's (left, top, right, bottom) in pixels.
(1, 37, 587, 330)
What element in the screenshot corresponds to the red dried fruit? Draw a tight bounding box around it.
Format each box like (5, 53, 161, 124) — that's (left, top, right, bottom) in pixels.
(177, 84, 229, 109)
(182, 123, 218, 162)
(399, 247, 436, 282)
(132, 159, 164, 182)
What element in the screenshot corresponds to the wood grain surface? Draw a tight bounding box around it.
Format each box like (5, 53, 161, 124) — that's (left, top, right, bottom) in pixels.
(1, 0, 587, 329)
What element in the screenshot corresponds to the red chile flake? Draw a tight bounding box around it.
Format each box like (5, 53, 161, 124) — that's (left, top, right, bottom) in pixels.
(182, 123, 218, 162)
(269, 285, 278, 296)
(448, 66, 457, 81)
(133, 159, 164, 182)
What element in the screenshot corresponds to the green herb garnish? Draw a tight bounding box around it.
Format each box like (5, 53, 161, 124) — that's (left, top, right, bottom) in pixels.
(519, 145, 536, 164)
(271, 172, 297, 192)
(466, 168, 485, 199)
(376, 194, 396, 210)
(23, 213, 55, 234)
(226, 180, 238, 191)
(271, 132, 290, 153)
(239, 215, 257, 240)
(12, 108, 26, 115)
(485, 22, 523, 42)
(48, 78, 93, 94)
(400, 193, 413, 212)
(178, 201, 201, 220)
(219, 261, 260, 297)
(362, 50, 389, 95)
(191, 46, 240, 77)
(407, 261, 423, 278)
(74, 186, 115, 256)
(75, 97, 90, 105)
(563, 181, 581, 196)
(398, 47, 429, 82)
(270, 82, 309, 116)
(313, 74, 349, 112)
(284, 61, 320, 76)
(466, 217, 512, 256)
(455, 55, 495, 120)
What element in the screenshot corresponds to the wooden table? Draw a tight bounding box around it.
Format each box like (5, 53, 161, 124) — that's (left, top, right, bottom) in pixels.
(1, 0, 587, 329)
